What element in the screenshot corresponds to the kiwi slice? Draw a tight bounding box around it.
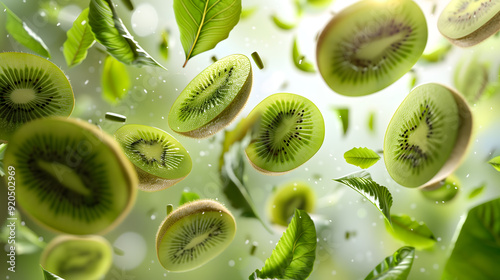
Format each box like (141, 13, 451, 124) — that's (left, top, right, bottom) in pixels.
(384, 83, 473, 188)
(41, 235, 112, 280)
(420, 175, 460, 202)
(0, 52, 74, 141)
(156, 199, 236, 272)
(168, 54, 252, 138)
(438, 0, 500, 47)
(245, 93, 325, 174)
(114, 124, 192, 192)
(316, 0, 427, 96)
(3, 117, 137, 234)
(268, 181, 315, 226)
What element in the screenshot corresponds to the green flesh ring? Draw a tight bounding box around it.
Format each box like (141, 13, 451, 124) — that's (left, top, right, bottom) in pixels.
(384, 83, 460, 188)
(3, 117, 137, 234)
(316, 0, 427, 96)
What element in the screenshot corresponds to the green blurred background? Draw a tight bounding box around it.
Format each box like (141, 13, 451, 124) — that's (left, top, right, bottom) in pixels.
(1, 0, 500, 279)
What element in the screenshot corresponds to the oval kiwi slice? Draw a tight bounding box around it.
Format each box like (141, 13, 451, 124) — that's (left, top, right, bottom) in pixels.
(41, 235, 112, 280)
(316, 0, 427, 96)
(3, 117, 137, 234)
(0, 52, 74, 141)
(168, 54, 252, 138)
(114, 124, 192, 192)
(156, 199, 236, 272)
(438, 0, 500, 47)
(245, 93, 325, 174)
(268, 181, 315, 226)
(384, 83, 472, 188)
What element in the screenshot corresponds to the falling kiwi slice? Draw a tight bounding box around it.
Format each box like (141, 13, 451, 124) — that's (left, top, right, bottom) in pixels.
(114, 124, 192, 192)
(438, 0, 500, 47)
(168, 54, 252, 138)
(316, 0, 428, 96)
(3, 117, 137, 234)
(41, 235, 112, 280)
(268, 181, 315, 226)
(156, 199, 236, 272)
(384, 83, 473, 188)
(245, 93, 325, 175)
(0, 52, 74, 141)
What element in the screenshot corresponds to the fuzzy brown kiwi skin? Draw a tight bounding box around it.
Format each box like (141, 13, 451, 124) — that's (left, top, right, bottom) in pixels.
(135, 166, 188, 192)
(419, 85, 473, 190)
(440, 14, 500, 47)
(174, 67, 253, 139)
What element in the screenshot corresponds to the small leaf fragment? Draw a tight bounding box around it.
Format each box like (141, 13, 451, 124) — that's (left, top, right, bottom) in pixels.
(159, 29, 169, 60)
(292, 37, 315, 73)
(468, 183, 486, 199)
(271, 14, 298, 30)
(488, 155, 500, 171)
(63, 8, 96, 67)
(241, 6, 257, 19)
(387, 214, 436, 250)
(364, 246, 415, 280)
(368, 111, 375, 133)
(420, 40, 452, 62)
(179, 191, 200, 206)
(101, 56, 131, 104)
(344, 147, 381, 169)
(333, 107, 349, 136)
(41, 265, 65, 280)
(120, 0, 134, 10)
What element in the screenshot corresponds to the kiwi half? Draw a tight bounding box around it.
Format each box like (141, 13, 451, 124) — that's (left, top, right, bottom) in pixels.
(3, 117, 137, 234)
(438, 0, 500, 47)
(316, 0, 427, 96)
(268, 181, 315, 226)
(41, 235, 112, 280)
(384, 83, 472, 188)
(168, 54, 252, 138)
(245, 93, 325, 175)
(156, 199, 236, 272)
(114, 124, 192, 192)
(0, 52, 74, 141)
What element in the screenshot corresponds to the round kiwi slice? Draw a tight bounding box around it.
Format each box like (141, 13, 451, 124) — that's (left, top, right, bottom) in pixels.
(41, 235, 112, 280)
(156, 199, 236, 272)
(420, 174, 460, 203)
(384, 83, 473, 188)
(3, 117, 137, 235)
(114, 124, 192, 192)
(168, 54, 252, 138)
(316, 0, 427, 96)
(0, 52, 74, 141)
(245, 93, 325, 175)
(268, 181, 315, 226)
(438, 0, 500, 47)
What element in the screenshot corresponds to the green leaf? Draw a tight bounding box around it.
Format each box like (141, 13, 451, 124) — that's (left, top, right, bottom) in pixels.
(2, 3, 51, 57)
(368, 111, 375, 133)
(420, 175, 460, 203)
(241, 6, 257, 19)
(443, 198, 500, 280)
(333, 107, 349, 136)
(1, 211, 46, 254)
(420, 40, 452, 62)
(468, 183, 486, 200)
(334, 171, 393, 224)
(88, 0, 165, 69)
(271, 14, 298, 30)
(159, 29, 169, 60)
(387, 214, 436, 250)
(250, 209, 317, 280)
(488, 155, 500, 171)
(365, 246, 415, 280)
(101, 55, 131, 104)
(41, 265, 65, 280)
(174, 0, 241, 67)
(63, 8, 96, 67)
(408, 69, 417, 89)
(306, 0, 334, 8)
(179, 191, 200, 206)
(120, 0, 134, 10)
(218, 114, 259, 170)
(292, 37, 315, 73)
(344, 147, 381, 169)
(0, 143, 6, 177)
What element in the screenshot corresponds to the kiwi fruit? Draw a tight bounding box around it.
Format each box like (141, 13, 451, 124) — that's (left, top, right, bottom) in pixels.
(114, 124, 192, 192)
(168, 54, 252, 138)
(268, 181, 315, 226)
(156, 199, 236, 272)
(41, 235, 112, 280)
(0, 52, 74, 141)
(438, 0, 500, 47)
(316, 0, 427, 96)
(245, 93, 325, 175)
(420, 174, 460, 202)
(3, 117, 137, 234)
(384, 83, 473, 188)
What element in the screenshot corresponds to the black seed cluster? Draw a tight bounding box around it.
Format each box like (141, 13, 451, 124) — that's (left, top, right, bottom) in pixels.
(130, 138, 169, 166)
(448, 0, 493, 23)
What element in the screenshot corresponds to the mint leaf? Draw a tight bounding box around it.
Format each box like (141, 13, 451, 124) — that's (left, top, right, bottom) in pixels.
(387, 214, 436, 250)
(365, 246, 415, 280)
(101, 55, 130, 104)
(63, 8, 95, 67)
(344, 147, 381, 169)
(488, 155, 500, 172)
(179, 192, 200, 206)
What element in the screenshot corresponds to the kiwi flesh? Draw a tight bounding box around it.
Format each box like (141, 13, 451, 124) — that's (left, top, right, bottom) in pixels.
(41, 235, 112, 280)
(3, 117, 137, 234)
(245, 93, 325, 175)
(384, 83, 472, 188)
(420, 174, 460, 203)
(438, 0, 500, 47)
(268, 181, 315, 226)
(114, 124, 192, 192)
(168, 54, 252, 138)
(156, 199, 236, 272)
(0, 52, 74, 141)
(316, 0, 427, 96)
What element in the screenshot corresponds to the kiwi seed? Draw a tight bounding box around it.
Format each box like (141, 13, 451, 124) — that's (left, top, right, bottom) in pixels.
(268, 181, 315, 226)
